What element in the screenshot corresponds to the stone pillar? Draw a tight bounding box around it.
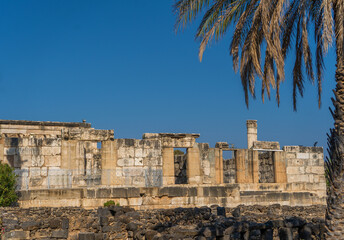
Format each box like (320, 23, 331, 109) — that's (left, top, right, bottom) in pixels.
(273, 151, 287, 183)
(215, 148, 224, 184)
(249, 150, 259, 183)
(247, 120, 257, 149)
(101, 140, 118, 186)
(187, 144, 202, 185)
(235, 149, 253, 183)
(162, 147, 174, 185)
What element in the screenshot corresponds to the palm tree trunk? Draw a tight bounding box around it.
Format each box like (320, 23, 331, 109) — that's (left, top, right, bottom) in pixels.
(325, 62, 344, 239)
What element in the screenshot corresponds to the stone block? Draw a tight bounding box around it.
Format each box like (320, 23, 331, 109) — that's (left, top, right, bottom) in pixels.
(48, 167, 64, 176)
(305, 166, 325, 174)
(286, 152, 296, 158)
(119, 198, 128, 206)
(314, 175, 326, 183)
(32, 155, 44, 167)
(4, 147, 17, 155)
(128, 197, 143, 206)
(287, 158, 305, 166)
(96, 188, 111, 198)
(134, 157, 143, 166)
(118, 147, 135, 158)
(17, 147, 31, 155)
(43, 138, 61, 147)
(117, 158, 134, 167)
(79, 232, 96, 240)
(135, 148, 144, 158)
(296, 153, 310, 159)
(132, 176, 145, 186)
(287, 174, 309, 183)
(30, 167, 41, 177)
(4, 231, 29, 239)
(286, 167, 304, 175)
(143, 157, 162, 166)
(41, 167, 48, 177)
(42, 146, 61, 156)
(115, 169, 123, 177)
(283, 146, 299, 152)
(21, 220, 41, 231)
(123, 167, 143, 176)
(52, 229, 68, 238)
(29, 177, 47, 188)
(45, 155, 61, 167)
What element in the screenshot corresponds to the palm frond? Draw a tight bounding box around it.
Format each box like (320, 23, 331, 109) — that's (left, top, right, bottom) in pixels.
(173, 0, 212, 32)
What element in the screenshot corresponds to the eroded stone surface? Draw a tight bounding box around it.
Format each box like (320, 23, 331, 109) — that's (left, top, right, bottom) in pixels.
(0, 119, 326, 209)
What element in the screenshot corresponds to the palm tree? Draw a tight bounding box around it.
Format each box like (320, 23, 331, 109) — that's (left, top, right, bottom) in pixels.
(173, 0, 344, 238)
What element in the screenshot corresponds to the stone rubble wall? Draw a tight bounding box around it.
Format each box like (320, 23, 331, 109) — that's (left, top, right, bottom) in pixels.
(0, 205, 326, 240)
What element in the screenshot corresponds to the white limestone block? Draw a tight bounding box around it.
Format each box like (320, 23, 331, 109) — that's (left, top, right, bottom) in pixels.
(135, 148, 144, 158)
(117, 158, 134, 167)
(115, 168, 123, 177)
(118, 147, 135, 158)
(123, 167, 143, 176)
(42, 147, 61, 156)
(287, 167, 304, 174)
(32, 155, 44, 167)
(305, 166, 325, 174)
(30, 167, 41, 177)
(48, 167, 63, 176)
(203, 161, 211, 176)
(41, 167, 48, 177)
(128, 197, 143, 206)
(296, 153, 310, 159)
(45, 156, 61, 167)
(287, 174, 309, 183)
(134, 157, 143, 166)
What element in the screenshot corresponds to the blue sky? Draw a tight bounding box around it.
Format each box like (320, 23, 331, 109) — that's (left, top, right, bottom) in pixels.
(0, 1, 336, 152)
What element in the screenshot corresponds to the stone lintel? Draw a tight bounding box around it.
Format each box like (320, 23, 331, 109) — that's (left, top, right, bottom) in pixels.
(215, 142, 229, 149)
(142, 133, 200, 139)
(158, 133, 200, 139)
(253, 141, 280, 150)
(62, 129, 114, 141)
(0, 119, 91, 128)
(283, 146, 323, 153)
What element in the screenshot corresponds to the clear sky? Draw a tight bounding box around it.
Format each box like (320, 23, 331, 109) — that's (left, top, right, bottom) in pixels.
(0, 1, 336, 153)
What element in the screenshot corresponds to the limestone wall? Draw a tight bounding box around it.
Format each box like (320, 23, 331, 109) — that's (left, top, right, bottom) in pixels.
(284, 146, 326, 193)
(115, 139, 162, 187)
(0, 119, 327, 209)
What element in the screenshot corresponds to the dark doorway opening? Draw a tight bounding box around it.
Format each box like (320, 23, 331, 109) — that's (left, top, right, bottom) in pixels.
(174, 148, 188, 184)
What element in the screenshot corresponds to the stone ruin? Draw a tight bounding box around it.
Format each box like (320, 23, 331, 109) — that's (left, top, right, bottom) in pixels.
(0, 119, 326, 209)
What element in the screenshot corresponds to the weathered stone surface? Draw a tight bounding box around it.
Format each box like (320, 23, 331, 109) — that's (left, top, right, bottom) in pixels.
(0, 205, 326, 240)
(0, 119, 326, 210)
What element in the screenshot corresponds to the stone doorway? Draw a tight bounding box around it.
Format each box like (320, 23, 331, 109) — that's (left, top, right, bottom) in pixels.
(174, 148, 188, 184)
(258, 151, 275, 183)
(223, 150, 236, 183)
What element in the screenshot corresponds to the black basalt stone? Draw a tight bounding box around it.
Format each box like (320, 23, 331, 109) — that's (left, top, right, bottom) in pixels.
(232, 207, 241, 218)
